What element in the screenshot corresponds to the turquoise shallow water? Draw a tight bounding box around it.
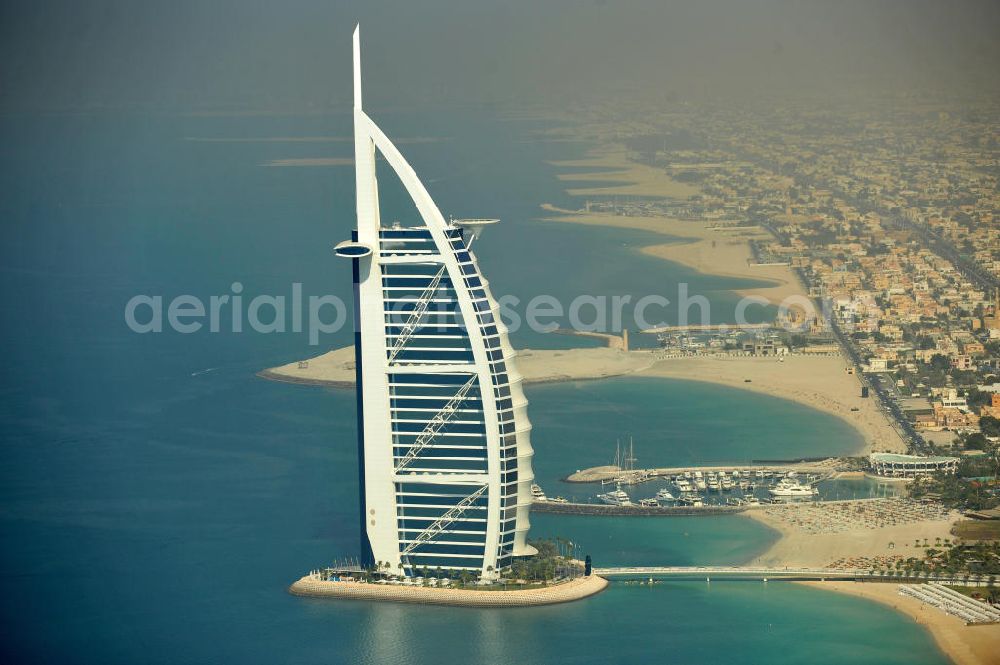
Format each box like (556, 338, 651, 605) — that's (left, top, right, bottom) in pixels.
(0, 111, 946, 663)
(284, 581, 946, 665)
(531, 513, 779, 567)
(526, 376, 865, 493)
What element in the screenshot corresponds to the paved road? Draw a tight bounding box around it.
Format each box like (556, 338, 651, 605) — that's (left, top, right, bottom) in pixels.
(792, 266, 924, 453)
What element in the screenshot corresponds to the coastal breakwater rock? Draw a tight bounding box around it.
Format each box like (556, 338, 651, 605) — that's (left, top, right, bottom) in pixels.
(288, 574, 608, 607)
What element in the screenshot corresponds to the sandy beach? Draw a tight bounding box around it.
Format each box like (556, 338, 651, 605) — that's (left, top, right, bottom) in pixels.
(549, 147, 702, 199)
(540, 203, 804, 304)
(798, 581, 1000, 665)
(743, 498, 961, 569)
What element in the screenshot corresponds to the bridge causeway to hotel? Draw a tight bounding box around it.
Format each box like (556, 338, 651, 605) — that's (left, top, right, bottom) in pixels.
(595, 566, 859, 580)
(593, 567, 990, 583)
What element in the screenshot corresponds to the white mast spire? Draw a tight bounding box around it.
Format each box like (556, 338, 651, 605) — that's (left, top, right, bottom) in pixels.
(352, 25, 362, 110)
(353, 25, 379, 244)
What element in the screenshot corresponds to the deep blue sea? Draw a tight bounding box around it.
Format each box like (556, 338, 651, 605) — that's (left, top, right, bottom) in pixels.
(0, 109, 946, 664)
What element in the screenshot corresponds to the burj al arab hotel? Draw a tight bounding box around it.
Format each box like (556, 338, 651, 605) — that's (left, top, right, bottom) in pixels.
(334, 27, 536, 581)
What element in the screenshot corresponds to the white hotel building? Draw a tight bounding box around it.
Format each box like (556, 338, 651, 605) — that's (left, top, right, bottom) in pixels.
(334, 28, 535, 580)
(868, 452, 959, 478)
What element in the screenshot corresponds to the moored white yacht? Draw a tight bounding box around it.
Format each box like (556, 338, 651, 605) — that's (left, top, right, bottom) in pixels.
(598, 485, 632, 506)
(768, 480, 818, 498)
(655, 488, 676, 501)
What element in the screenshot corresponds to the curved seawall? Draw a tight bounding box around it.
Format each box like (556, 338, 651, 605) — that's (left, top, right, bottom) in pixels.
(289, 574, 608, 607)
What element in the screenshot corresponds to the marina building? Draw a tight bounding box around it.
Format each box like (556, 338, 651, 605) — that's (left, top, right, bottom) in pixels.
(333, 28, 535, 581)
(868, 452, 959, 478)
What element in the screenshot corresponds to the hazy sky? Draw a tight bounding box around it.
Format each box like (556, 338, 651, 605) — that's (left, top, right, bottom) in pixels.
(1, 0, 998, 112)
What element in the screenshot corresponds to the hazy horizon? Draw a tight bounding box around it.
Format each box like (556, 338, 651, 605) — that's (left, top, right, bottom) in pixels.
(1, 0, 998, 114)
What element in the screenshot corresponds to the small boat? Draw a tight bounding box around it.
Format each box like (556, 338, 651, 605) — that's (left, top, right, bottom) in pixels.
(638, 498, 659, 508)
(549, 496, 569, 504)
(530, 484, 547, 502)
(655, 488, 676, 501)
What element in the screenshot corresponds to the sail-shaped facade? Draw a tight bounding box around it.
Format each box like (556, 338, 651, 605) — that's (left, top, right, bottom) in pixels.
(334, 27, 535, 580)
